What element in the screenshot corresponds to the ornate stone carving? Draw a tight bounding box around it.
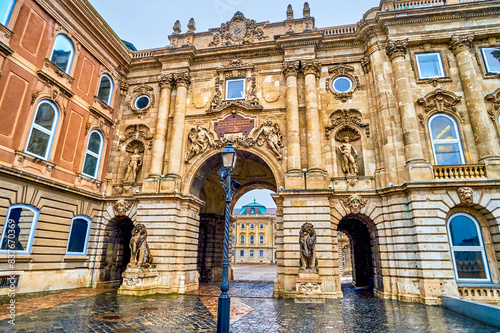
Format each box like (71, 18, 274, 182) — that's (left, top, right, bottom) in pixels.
(94, 96, 114, 113)
(458, 187, 474, 204)
(325, 109, 369, 140)
(119, 124, 153, 150)
(299, 222, 317, 271)
(129, 85, 155, 117)
(185, 126, 217, 162)
(283, 60, 300, 78)
(449, 35, 474, 56)
(130, 224, 152, 267)
(361, 57, 371, 74)
(325, 64, 360, 102)
(113, 199, 131, 216)
(485, 87, 500, 123)
(302, 60, 321, 76)
(44, 58, 74, 84)
(187, 18, 196, 33)
(286, 4, 293, 20)
(157, 73, 175, 89)
(254, 120, 284, 160)
(123, 277, 141, 287)
(303, 2, 311, 18)
(298, 282, 322, 296)
(417, 88, 464, 122)
(120, 81, 129, 95)
(341, 194, 367, 214)
(385, 39, 408, 61)
(172, 20, 181, 34)
(338, 137, 359, 175)
(208, 71, 261, 113)
(173, 72, 192, 87)
(208, 12, 268, 47)
(420, 77, 449, 87)
(124, 149, 143, 183)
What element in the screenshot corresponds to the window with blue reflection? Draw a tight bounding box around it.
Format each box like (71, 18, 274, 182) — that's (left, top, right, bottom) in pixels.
(240, 235, 245, 244)
(82, 130, 103, 179)
(25, 100, 59, 160)
(232, 235, 235, 244)
(97, 74, 114, 105)
(332, 76, 353, 93)
(0, 204, 39, 255)
(240, 250, 244, 257)
(50, 34, 74, 74)
(259, 250, 264, 257)
(429, 114, 465, 165)
(225, 79, 245, 100)
(250, 235, 254, 245)
(0, 0, 15, 27)
(481, 47, 500, 74)
(250, 250, 254, 257)
(416, 52, 445, 78)
(447, 213, 490, 281)
(259, 235, 264, 245)
(66, 216, 91, 255)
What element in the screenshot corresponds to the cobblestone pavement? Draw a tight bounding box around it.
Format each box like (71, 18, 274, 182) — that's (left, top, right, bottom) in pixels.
(231, 264, 277, 282)
(0, 282, 499, 333)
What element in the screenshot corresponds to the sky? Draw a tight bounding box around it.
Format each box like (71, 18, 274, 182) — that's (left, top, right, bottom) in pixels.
(234, 189, 277, 209)
(88, 0, 382, 50)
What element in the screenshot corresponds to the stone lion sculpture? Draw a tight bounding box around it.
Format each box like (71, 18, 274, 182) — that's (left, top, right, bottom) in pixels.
(129, 223, 152, 267)
(458, 187, 474, 204)
(299, 222, 318, 271)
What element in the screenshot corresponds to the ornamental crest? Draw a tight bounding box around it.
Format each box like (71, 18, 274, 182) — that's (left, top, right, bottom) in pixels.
(325, 109, 369, 140)
(340, 194, 367, 214)
(209, 12, 268, 47)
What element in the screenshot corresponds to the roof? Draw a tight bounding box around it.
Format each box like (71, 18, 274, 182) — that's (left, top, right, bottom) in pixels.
(237, 199, 267, 215)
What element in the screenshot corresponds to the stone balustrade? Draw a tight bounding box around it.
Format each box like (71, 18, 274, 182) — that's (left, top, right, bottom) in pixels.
(394, 0, 445, 10)
(323, 25, 357, 36)
(132, 51, 154, 59)
(458, 286, 500, 306)
(433, 164, 486, 180)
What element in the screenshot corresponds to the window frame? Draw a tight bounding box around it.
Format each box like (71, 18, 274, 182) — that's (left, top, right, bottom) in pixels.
(259, 235, 264, 245)
(480, 47, 500, 74)
(0, 0, 16, 27)
(428, 113, 465, 165)
(250, 250, 254, 257)
(241, 223, 245, 229)
(240, 250, 244, 257)
(250, 235, 254, 245)
(250, 223, 254, 229)
(24, 100, 60, 161)
(0, 204, 39, 255)
(415, 52, 445, 79)
(240, 235, 245, 244)
(259, 250, 264, 257)
(259, 223, 264, 229)
(446, 212, 491, 283)
(81, 130, 104, 179)
(96, 73, 114, 106)
(49, 34, 75, 74)
(65, 215, 92, 256)
(225, 78, 246, 101)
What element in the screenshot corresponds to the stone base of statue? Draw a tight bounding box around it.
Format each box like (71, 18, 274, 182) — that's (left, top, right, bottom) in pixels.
(294, 269, 324, 303)
(117, 264, 158, 296)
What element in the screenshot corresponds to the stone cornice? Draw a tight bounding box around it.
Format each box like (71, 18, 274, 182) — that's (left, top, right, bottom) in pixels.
(276, 31, 323, 49)
(0, 40, 14, 56)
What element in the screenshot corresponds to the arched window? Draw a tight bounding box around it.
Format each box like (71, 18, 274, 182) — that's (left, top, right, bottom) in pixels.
(66, 216, 92, 255)
(250, 235, 254, 245)
(25, 100, 59, 160)
(232, 235, 235, 244)
(0, 0, 15, 26)
(447, 213, 490, 281)
(50, 34, 75, 74)
(259, 235, 264, 245)
(82, 130, 103, 179)
(97, 74, 114, 105)
(240, 235, 245, 244)
(0, 204, 39, 255)
(428, 114, 465, 165)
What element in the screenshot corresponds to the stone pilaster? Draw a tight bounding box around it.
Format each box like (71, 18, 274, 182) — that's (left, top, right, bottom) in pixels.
(449, 35, 500, 163)
(386, 40, 433, 181)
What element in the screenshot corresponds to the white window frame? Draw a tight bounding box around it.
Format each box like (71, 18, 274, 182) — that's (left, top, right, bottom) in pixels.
(415, 52, 445, 79)
(25, 100, 59, 161)
(428, 113, 465, 165)
(250, 223, 254, 229)
(225, 78, 246, 100)
(0, 0, 15, 26)
(0, 204, 39, 255)
(480, 47, 500, 74)
(259, 223, 264, 229)
(250, 250, 254, 257)
(96, 74, 114, 105)
(240, 235, 245, 244)
(241, 223, 245, 229)
(259, 235, 264, 245)
(331, 76, 353, 93)
(250, 235, 255, 245)
(447, 212, 491, 283)
(81, 130, 103, 179)
(50, 34, 75, 74)
(232, 235, 235, 244)
(66, 215, 92, 256)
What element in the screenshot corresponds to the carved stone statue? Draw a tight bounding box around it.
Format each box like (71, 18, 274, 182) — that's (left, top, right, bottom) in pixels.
(185, 126, 216, 162)
(173, 20, 181, 34)
(124, 149, 142, 183)
(129, 224, 152, 267)
(299, 222, 318, 271)
(187, 18, 196, 33)
(255, 120, 283, 159)
(113, 199, 130, 217)
(458, 187, 474, 204)
(338, 137, 358, 175)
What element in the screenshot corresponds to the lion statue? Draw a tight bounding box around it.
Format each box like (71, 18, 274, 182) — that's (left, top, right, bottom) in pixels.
(129, 223, 152, 267)
(299, 222, 318, 271)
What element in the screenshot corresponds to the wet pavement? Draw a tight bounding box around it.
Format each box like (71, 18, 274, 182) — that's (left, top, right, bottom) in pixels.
(0, 282, 499, 333)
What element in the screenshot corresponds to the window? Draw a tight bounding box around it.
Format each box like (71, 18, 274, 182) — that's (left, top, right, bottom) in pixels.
(250, 223, 254, 229)
(480, 47, 500, 74)
(66, 216, 92, 255)
(0, 204, 39, 255)
(232, 223, 235, 229)
(225, 78, 245, 100)
(241, 223, 245, 229)
(97, 74, 114, 105)
(250, 208, 256, 214)
(259, 235, 264, 245)
(50, 34, 75, 74)
(25, 100, 59, 160)
(250, 235, 254, 245)
(232, 235, 235, 244)
(259, 250, 264, 257)
(82, 130, 103, 179)
(0, 0, 15, 26)
(331, 76, 353, 93)
(415, 52, 445, 79)
(240, 250, 244, 257)
(240, 235, 245, 244)
(274, 223, 276, 229)
(250, 250, 254, 257)
(134, 95, 150, 110)
(428, 114, 465, 165)
(260, 223, 264, 229)
(274, 237, 277, 245)
(447, 213, 490, 282)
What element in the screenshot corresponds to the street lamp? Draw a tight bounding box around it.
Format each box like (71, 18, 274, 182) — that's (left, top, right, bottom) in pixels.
(217, 142, 239, 333)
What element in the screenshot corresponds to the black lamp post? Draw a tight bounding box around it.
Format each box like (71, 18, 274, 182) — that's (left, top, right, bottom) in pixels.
(217, 142, 239, 333)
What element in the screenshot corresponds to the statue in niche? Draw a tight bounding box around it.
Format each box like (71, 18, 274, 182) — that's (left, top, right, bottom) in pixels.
(124, 149, 142, 183)
(129, 224, 152, 267)
(255, 120, 283, 159)
(185, 126, 216, 162)
(338, 137, 358, 175)
(299, 222, 318, 271)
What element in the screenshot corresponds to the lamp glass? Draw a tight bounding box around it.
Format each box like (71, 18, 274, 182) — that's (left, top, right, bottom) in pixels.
(221, 143, 237, 169)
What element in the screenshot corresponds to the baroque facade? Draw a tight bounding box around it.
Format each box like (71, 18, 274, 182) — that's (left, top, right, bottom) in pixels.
(0, 0, 500, 305)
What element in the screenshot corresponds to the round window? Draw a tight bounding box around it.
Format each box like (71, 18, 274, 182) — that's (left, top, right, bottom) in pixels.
(134, 95, 150, 110)
(332, 76, 353, 93)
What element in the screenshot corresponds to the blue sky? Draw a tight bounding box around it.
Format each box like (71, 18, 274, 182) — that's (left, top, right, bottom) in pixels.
(88, 0, 381, 50)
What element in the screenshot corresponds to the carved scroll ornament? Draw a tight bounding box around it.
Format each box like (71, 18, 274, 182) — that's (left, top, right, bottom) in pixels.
(325, 109, 369, 140)
(485, 87, 500, 123)
(417, 88, 464, 123)
(209, 12, 268, 47)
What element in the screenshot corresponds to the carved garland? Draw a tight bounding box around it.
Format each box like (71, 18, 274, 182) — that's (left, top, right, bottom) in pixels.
(325, 109, 369, 141)
(325, 64, 360, 103)
(416, 88, 464, 126)
(129, 85, 155, 118)
(485, 87, 500, 123)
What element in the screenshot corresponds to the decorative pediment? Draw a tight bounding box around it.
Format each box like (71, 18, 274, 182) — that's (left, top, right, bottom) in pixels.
(485, 87, 500, 122)
(325, 109, 369, 140)
(119, 124, 153, 151)
(208, 12, 268, 47)
(207, 73, 262, 114)
(417, 88, 464, 123)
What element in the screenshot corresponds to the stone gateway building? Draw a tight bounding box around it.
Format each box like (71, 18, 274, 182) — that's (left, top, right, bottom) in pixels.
(0, 0, 499, 305)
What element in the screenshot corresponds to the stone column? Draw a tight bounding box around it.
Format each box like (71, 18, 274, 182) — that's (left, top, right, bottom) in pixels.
(450, 35, 500, 162)
(148, 74, 174, 177)
(166, 72, 191, 178)
(302, 60, 323, 171)
(283, 61, 301, 172)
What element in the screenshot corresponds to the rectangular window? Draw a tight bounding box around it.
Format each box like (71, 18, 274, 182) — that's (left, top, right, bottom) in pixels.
(259, 250, 264, 257)
(225, 78, 245, 100)
(250, 250, 254, 257)
(260, 224, 264, 229)
(415, 52, 445, 79)
(232, 235, 235, 244)
(0, 205, 39, 255)
(241, 224, 245, 229)
(250, 224, 254, 229)
(480, 47, 500, 74)
(240, 250, 244, 257)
